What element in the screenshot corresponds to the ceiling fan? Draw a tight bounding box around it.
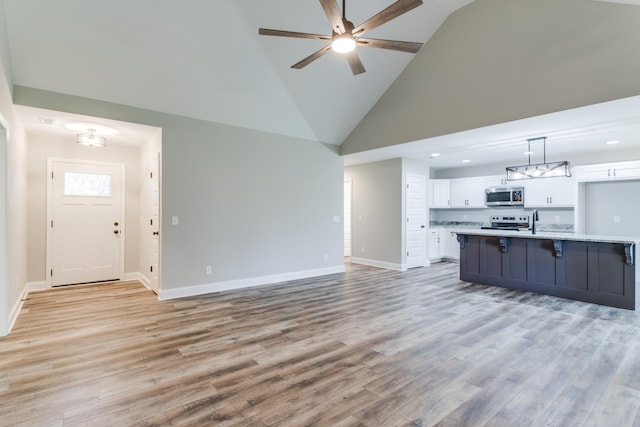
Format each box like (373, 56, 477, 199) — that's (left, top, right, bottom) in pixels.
(259, 0, 424, 75)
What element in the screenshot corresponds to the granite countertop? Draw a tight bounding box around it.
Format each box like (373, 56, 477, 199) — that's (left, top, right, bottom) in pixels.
(448, 228, 640, 245)
(430, 221, 574, 233)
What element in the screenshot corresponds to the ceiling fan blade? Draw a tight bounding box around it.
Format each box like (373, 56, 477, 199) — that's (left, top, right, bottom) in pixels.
(353, 0, 423, 37)
(357, 37, 423, 53)
(259, 28, 331, 41)
(345, 51, 366, 75)
(319, 0, 345, 34)
(291, 45, 333, 69)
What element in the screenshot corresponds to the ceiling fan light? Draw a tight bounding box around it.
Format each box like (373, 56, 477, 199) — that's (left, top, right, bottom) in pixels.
(332, 34, 356, 53)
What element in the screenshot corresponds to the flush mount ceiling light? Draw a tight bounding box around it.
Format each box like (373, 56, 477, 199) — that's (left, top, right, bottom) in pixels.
(76, 129, 106, 147)
(506, 136, 571, 180)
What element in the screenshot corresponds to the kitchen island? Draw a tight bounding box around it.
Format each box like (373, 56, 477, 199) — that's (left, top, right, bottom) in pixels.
(449, 229, 640, 310)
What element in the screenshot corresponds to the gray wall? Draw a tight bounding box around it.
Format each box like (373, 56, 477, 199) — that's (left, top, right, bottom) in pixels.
(584, 180, 640, 237)
(13, 86, 344, 292)
(342, 0, 640, 155)
(25, 130, 142, 282)
(345, 159, 403, 266)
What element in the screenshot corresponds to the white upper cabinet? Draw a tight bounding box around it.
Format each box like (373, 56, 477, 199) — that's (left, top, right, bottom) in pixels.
(450, 177, 486, 208)
(523, 176, 575, 207)
(484, 175, 510, 188)
(573, 161, 640, 182)
(429, 179, 451, 208)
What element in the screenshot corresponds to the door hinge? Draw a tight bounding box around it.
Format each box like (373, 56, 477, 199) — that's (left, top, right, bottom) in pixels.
(150, 219, 153, 226)
(150, 172, 153, 178)
(407, 251, 410, 257)
(51, 220, 53, 228)
(51, 172, 54, 179)
(50, 269, 53, 277)
(150, 265, 153, 272)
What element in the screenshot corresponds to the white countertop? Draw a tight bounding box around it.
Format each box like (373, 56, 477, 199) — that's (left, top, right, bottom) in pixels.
(448, 228, 640, 245)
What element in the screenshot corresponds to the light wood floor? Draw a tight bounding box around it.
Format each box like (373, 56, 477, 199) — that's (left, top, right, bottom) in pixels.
(2, 262, 640, 426)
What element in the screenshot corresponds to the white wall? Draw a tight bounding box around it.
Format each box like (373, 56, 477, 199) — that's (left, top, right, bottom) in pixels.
(14, 86, 345, 298)
(342, 0, 640, 155)
(25, 129, 142, 283)
(0, 0, 28, 337)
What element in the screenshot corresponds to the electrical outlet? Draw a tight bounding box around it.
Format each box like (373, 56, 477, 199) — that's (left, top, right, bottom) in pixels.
(172, 216, 179, 225)
(333, 216, 340, 223)
(361, 246, 365, 253)
(614, 215, 621, 223)
(324, 253, 328, 261)
(206, 265, 212, 275)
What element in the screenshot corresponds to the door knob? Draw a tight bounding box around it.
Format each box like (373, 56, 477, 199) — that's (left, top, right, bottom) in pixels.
(153, 231, 159, 236)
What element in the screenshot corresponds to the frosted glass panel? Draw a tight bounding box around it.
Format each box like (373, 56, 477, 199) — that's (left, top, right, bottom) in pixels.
(64, 172, 112, 196)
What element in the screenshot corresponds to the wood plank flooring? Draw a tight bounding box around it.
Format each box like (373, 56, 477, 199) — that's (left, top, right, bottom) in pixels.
(2, 262, 640, 426)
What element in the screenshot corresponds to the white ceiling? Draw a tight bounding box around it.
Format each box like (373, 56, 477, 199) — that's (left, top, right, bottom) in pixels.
(3, 0, 640, 170)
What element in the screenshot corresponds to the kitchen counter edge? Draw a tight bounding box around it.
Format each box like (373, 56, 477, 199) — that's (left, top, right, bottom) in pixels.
(447, 228, 640, 245)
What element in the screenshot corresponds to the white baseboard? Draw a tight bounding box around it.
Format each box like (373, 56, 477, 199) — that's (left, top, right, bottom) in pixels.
(350, 257, 406, 271)
(7, 281, 47, 335)
(158, 265, 346, 300)
(123, 272, 152, 290)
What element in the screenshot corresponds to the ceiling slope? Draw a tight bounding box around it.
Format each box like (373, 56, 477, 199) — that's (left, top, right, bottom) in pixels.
(2, 0, 472, 145)
(341, 0, 640, 157)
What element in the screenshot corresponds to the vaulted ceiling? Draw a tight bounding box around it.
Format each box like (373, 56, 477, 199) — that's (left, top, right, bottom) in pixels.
(3, 0, 640, 170)
(2, 0, 473, 145)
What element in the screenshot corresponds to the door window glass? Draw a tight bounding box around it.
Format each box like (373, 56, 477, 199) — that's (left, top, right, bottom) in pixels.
(64, 172, 112, 196)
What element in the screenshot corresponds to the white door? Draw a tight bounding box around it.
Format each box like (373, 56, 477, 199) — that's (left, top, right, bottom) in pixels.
(149, 153, 160, 292)
(344, 179, 352, 257)
(406, 174, 427, 269)
(49, 160, 124, 286)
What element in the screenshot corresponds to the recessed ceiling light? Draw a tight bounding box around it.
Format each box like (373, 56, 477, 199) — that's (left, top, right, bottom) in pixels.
(430, 153, 440, 158)
(606, 140, 620, 145)
(462, 159, 471, 163)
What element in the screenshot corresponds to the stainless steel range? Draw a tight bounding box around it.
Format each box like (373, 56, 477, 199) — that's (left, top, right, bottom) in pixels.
(480, 215, 530, 231)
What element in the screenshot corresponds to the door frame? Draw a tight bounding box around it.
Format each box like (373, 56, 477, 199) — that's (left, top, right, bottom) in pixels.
(46, 157, 126, 288)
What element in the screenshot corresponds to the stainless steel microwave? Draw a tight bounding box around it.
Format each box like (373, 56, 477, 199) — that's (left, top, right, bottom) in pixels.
(485, 186, 524, 206)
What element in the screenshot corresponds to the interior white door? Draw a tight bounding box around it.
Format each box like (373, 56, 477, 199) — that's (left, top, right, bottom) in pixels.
(50, 161, 123, 286)
(149, 153, 160, 292)
(344, 179, 352, 257)
(406, 174, 427, 269)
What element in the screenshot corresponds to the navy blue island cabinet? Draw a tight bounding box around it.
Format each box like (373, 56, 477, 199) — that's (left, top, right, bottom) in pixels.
(452, 230, 639, 310)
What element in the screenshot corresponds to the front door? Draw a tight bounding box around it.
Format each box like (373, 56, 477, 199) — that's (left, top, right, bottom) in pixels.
(49, 160, 124, 286)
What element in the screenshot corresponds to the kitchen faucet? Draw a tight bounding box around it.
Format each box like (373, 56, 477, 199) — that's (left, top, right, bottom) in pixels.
(532, 209, 539, 234)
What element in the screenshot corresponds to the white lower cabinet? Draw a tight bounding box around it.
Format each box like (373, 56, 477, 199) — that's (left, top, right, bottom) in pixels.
(429, 228, 460, 262)
(428, 229, 440, 261)
(441, 229, 460, 260)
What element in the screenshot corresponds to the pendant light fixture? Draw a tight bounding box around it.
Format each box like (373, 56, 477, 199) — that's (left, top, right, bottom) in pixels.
(76, 128, 106, 147)
(506, 137, 571, 180)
